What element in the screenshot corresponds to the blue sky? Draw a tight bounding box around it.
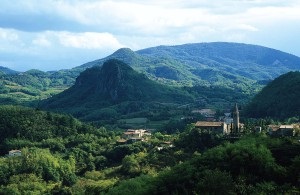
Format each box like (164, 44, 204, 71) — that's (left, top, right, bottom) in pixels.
(1, 0, 300, 71)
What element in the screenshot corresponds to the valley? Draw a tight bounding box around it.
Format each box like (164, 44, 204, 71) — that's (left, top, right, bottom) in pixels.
(0, 42, 300, 194)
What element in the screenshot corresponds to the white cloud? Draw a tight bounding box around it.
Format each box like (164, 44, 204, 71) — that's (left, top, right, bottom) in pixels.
(1, 0, 300, 70)
(56, 32, 124, 49)
(0, 28, 19, 41)
(32, 35, 52, 47)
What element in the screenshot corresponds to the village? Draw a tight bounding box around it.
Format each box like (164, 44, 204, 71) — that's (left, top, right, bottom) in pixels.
(115, 103, 300, 150)
(6, 103, 299, 158)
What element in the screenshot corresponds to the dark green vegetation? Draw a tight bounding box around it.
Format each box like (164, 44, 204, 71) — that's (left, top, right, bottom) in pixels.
(0, 105, 119, 193)
(0, 105, 299, 194)
(40, 59, 249, 128)
(245, 71, 300, 119)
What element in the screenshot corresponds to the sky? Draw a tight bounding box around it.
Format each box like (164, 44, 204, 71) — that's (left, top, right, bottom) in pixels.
(1, 0, 300, 71)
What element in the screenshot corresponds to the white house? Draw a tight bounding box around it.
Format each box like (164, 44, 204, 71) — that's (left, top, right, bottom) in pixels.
(8, 150, 22, 157)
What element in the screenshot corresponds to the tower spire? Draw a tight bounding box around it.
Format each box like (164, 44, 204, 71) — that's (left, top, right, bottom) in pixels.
(233, 103, 240, 133)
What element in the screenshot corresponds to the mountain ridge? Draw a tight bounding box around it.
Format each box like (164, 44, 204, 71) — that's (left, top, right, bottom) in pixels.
(77, 42, 300, 81)
(1, 42, 300, 108)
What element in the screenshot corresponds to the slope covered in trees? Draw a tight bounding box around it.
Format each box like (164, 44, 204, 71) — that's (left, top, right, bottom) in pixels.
(1, 105, 300, 194)
(41, 59, 194, 122)
(245, 71, 300, 119)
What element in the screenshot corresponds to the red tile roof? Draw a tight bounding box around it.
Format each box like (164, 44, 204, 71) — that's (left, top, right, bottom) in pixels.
(195, 121, 223, 127)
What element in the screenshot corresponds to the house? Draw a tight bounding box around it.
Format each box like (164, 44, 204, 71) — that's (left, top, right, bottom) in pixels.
(122, 129, 151, 139)
(118, 129, 152, 143)
(8, 150, 22, 157)
(268, 125, 295, 137)
(116, 138, 127, 145)
(279, 125, 294, 136)
(195, 121, 225, 134)
(192, 109, 216, 118)
(156, 141, 174, 151)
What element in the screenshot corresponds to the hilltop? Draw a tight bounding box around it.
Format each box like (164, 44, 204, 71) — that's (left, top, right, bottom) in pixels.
(41, 59, 194, 122)
(245, 71, 300, 119)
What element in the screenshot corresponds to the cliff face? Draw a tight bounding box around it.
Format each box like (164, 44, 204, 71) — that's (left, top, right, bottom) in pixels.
(41, 59, 194, 111)
(74, 59, 130, 102)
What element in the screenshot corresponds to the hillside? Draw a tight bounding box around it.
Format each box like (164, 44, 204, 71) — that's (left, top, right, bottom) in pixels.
(0, 66, 19, 75)
(0, 69, 77, 105)
(245, 71, 300, 119)
(41, 59, 194, 122)
(76, 42, 300, 92)
(0, 105, 299, 194)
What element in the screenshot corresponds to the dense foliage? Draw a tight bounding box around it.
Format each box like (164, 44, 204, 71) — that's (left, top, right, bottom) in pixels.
(245, 71, 300, 119)
(0, 105, 299, 194)
(106, 136, 300, 194)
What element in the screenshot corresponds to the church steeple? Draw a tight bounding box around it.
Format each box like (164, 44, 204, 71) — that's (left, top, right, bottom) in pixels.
(232, 103, 240, 133)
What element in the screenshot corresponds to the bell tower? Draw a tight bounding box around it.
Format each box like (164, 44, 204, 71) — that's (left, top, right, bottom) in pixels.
(232, 103, 240, 134)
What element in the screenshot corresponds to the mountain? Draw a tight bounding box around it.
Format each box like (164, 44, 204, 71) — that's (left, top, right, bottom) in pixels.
(0, 66, 19, 75)
(41, 59, 194, 121)
(2, 42, 300, 108)
(245, 71, 300, 119)
(76, 42, 300, 91)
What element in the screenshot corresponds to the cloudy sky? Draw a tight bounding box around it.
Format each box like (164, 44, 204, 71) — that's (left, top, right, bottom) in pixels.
(1, 0, 300, 71)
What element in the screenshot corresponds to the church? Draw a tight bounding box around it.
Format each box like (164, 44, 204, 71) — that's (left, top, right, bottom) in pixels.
(195, 103, 242, 134)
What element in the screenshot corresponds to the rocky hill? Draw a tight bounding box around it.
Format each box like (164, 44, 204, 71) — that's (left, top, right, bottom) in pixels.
(41, 59, 194, 121)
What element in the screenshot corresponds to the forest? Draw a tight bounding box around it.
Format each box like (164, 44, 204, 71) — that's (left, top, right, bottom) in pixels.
(0, 47, 299, 194)
(0, 105, 299, 194)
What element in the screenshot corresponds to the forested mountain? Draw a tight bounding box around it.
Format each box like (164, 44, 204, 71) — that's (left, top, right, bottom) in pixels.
(1, 42, 300, 109)
(245, 71, 300, 119)
(41, 59, 194, 122)
(76, 42, 300, 91)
